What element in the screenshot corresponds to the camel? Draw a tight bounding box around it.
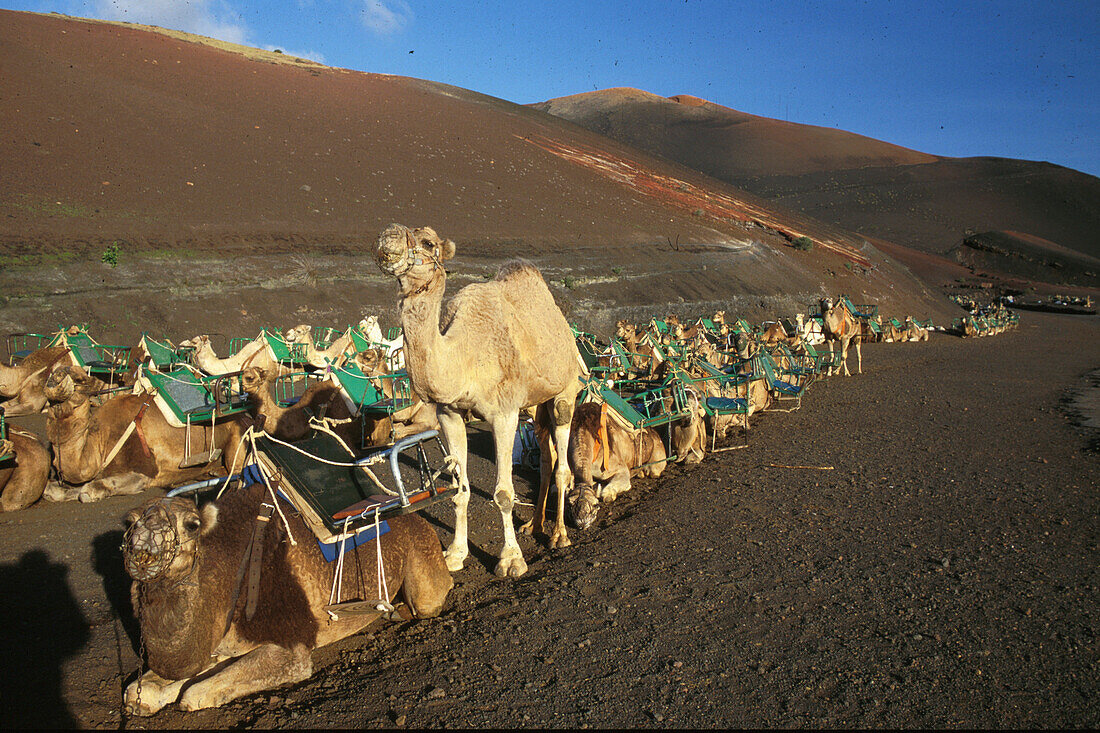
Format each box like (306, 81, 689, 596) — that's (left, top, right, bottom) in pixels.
(284, 325, 356, 369)
(359, 316, 406, 370)
(545, 402, 666, 531)
(903, 316, 930, 342)
(239, 366, 360, 446)
(670, 388, 708, 464)
(0, 346, 74, 415)
(375, 223, 583, 577)
(43, 365, 246, 503)
(180, 334, 277, 376)
(614, 321, 661, 377)
(0, 419, 50, 511)
(819, 297, 862, 376)
(350, 349, 440, 447)
(122, 487, 452, 715)
(796, 313, 825, 346)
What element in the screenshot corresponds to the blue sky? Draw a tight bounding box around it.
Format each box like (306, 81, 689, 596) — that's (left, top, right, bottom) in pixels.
(5, 0, 1099, 176)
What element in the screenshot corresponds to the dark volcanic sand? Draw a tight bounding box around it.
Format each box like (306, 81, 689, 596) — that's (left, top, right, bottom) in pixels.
(1, 311, 1097, 729)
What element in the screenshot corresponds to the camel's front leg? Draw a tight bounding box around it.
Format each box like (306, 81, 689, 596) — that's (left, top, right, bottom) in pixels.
(840, 338, 851, 377)
(855, 338, 863, 375)
(437, 407, 470, 572)
(827, 341, 836, 376)
(125, 670, 189, 717)
(490, 411, 527, 577)
(178, 644, 312, 711)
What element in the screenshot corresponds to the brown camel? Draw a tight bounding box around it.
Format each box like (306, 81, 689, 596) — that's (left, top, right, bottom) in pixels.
(0, 421, 51, 511)
(542, 402, 667, 531)
(239, 366, 360, 446)
(820, 297, 862, 376)
(350, 349, 440, 447)
(43, 365, 246, 503)
(122, 487, 452, 715)
(375, 224, 583, 577)
(0, 346, 74, 415)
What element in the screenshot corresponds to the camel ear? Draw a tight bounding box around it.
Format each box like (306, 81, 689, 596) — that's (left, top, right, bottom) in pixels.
(200, 503, 219, 535)
(439, 237, 456, 261)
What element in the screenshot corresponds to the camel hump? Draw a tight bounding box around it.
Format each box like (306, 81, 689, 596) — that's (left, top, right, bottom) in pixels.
(494, 258, 543, 283)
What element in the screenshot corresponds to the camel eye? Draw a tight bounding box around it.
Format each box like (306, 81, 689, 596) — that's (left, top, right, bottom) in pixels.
(184, 518, 201, 534)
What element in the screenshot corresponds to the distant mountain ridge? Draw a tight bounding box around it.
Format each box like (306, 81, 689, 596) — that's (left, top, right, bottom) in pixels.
(533, 88, 1100, 263)
(532, 88, 940, 179)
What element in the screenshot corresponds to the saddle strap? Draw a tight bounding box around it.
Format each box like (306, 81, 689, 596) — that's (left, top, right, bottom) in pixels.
(222, 500, 276, 637)
(245, 501, 276, 620)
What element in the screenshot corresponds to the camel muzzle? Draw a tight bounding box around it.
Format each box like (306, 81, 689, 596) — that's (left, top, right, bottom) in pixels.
(123, 504, 181, 582)
(375, 224, 420, 277)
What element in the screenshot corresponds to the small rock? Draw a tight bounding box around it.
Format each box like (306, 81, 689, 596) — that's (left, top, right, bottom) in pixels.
(395, 714, 407, 727)
(427, 686, 446, 699)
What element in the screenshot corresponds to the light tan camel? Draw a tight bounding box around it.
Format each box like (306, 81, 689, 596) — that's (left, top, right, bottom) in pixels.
(0, 422, 51, 511)
(0, 346, 75, 415)
(239, 366, 360, 446)
(820, 298, 862, 376)
(284, 325, 356, 369)
(43, 365, 246, 503)
(181, 335, 276, 376)
(903, 316, 930, 342)
(375, 224, 583, 577)
(122, 488, 452, 715)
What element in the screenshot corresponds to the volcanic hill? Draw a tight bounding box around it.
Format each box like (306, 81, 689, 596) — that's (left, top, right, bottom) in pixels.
(533, 89, 1100, 284)
(0, 10, 954, 343)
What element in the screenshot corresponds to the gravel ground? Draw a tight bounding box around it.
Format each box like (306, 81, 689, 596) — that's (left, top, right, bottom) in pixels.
(1, 311, 1097, 728)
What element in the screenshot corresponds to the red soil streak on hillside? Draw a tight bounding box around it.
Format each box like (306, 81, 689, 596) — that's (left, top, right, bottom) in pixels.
(520, 133, 872, 267)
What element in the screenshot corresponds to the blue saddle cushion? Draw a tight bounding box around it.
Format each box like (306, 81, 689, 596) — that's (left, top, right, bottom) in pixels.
(706, 397, 747, 412)
(773, 380, 800, 394)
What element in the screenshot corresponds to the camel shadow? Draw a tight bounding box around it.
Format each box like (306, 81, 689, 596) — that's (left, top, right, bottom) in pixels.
(92, 529, 140, 653)
(0, 549, 90, 728)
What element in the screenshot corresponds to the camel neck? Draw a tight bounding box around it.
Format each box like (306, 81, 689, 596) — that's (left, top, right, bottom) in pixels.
(399, 276, 462, 403)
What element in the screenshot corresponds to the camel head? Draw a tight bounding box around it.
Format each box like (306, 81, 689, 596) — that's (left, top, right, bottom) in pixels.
(820, 297, 835, 314)
(239, 366, 271, 394)
(615, 320, 636, 341)
(44, 365, 96, 406)
(353, 348, 388, 376)
(285, 325, 311, 344)
(568, 482, 599, 531)
(123, 497, 216, 584)
(375, 223, 456, 282)
(732, 332, 758, 362)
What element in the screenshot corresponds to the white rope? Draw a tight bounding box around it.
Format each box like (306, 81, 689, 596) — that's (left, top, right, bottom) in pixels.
(326, 516, 352, 620)
(247, 430, 296, 546)
(374, 510, 390, 609)
(307, 417, 397, 497)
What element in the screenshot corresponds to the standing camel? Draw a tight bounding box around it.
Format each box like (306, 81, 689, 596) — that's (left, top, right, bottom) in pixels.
(374, 224, 583, 578)
(819, 297, 862, 376)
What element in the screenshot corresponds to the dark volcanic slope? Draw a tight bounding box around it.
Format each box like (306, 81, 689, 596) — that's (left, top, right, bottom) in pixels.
(534, 89, 1100, 261)
(1, 11, 856, 259)
(0, 10, 966, 332)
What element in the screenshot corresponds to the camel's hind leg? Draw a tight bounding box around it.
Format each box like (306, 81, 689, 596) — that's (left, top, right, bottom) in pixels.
(490, 410, 527, 577)
(436, 407, 471, 572)
(520, 404, 555, 538)
(855, 338, 863, 374)
(547, 396, 575, 550)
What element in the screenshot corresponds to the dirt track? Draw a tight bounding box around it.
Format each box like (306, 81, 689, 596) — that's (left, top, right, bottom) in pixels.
(1, 311, 1096, 728)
